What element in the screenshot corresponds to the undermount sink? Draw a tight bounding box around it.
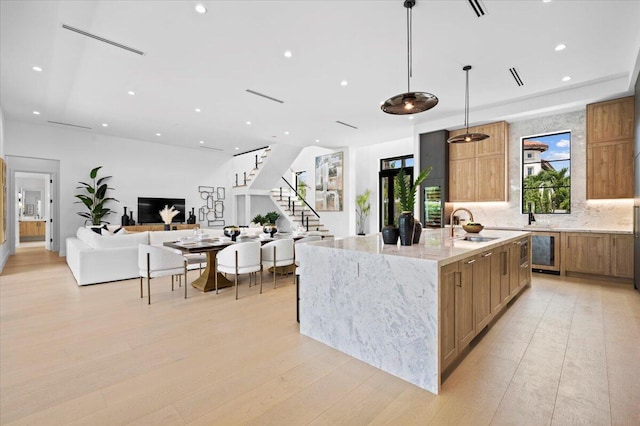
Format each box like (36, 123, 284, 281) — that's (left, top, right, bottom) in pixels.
(459, 236, 498, 243)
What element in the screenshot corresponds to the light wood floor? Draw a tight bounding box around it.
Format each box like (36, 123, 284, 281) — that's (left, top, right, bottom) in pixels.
(1, 246, 639, 425)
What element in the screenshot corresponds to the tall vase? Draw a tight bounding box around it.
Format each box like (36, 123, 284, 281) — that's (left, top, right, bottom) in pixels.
(398, 211, 414, 246)
(413, 220, 422, 244)
(129, 211, 135, 226)
(121, 207, 129, 226)
(164, 224, 170, 231)
(381, 225, 399, 245)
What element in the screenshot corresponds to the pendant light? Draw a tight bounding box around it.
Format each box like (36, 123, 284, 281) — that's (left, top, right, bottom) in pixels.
(447, 65, 489, 143)
(381, 0, 438, 115)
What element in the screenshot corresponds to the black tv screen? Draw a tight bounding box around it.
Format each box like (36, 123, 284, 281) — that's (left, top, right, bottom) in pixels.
(137, 197, 185, 224)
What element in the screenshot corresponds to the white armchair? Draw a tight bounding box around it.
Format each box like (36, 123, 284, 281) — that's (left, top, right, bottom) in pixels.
(261, 238, 295, 290)
(216, 241, 262, 300)
(138, 244, 188, 305)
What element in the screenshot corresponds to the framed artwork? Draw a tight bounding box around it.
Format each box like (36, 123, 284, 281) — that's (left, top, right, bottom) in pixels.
(315, 151, 343, 211)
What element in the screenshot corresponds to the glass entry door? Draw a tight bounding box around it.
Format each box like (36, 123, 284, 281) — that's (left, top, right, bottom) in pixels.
(378, 155, 414, 230)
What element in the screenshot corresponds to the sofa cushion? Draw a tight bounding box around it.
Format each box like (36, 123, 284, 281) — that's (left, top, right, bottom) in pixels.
(77, 227, 148, 249)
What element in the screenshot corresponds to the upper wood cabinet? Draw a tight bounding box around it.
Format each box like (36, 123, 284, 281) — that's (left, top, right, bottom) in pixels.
(449, 121, 508, 202)
(586, 96, 634, 199)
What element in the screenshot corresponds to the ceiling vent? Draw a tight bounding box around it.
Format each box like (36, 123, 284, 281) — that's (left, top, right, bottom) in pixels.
(245, 89, 284, 104)
(467, 0, 486, 18)
(509, 67, 524, 86)
(47, 120, 92, 130)
(335, 120, 358, 130)
(200, 145, 224, 152)
(62, 24, 145, 56)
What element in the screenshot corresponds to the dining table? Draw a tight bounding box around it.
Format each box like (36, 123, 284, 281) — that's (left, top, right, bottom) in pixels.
(164, 234, 304, 292)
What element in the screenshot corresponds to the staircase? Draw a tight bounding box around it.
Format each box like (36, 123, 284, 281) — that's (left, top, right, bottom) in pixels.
(232, 144, 303, 190)
(270, 188, 332, 236)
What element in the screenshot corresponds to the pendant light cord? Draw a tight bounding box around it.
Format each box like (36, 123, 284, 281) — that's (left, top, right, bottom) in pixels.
(407, 5, 412, 92)
(465, 68, 470, 132)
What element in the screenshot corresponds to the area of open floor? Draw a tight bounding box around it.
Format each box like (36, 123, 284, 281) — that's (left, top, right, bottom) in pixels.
(1, 246, 639, 425)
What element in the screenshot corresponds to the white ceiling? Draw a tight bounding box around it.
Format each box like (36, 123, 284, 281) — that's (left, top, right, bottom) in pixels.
(1, 0, 639, 155)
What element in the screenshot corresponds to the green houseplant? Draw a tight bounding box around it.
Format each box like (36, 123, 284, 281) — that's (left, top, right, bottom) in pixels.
(396, 167, 431, 245)
(75, 166, 118, 226)
(356, 189, 371, 235)
(252, 211, 280, 226)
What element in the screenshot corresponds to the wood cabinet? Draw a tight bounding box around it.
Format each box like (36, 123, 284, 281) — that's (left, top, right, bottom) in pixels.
(19, 220, 45, 241)
(563, 232, 610, 276)
(586, 96, 634, 199)
(449, 121, 508, 202)
(124, 224, 200, 232)
(611, 234, 634, 279)
(440, 237, 530, 375)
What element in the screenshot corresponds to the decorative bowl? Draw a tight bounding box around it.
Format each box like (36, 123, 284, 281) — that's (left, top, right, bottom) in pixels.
(263, 224, 278, 238)
(462, 223, 484, 233)
(223, 226, 241, 241)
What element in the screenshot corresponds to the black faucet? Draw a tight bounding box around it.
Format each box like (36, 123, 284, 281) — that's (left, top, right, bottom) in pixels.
(528, 211, 536, 225)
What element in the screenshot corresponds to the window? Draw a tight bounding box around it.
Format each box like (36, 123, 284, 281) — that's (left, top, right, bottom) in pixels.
(379, 155, 413, 228)
(521, 131, 571, 214)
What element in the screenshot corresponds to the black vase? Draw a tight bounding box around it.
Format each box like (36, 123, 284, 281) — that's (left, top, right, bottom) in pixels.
(413, 220, 422, 244)
(381, 225, 399, 245)
(398, 211, 414, 246)
(164, 224, 170, 231)
(121, 207, 130, 226)
(129, 211, 135, 226)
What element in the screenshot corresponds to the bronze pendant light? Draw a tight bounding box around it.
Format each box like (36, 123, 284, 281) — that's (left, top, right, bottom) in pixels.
(381, 0, 438, 115)
(447, 65, 489, 143)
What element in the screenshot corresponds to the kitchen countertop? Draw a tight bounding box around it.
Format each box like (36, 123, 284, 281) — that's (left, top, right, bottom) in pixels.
(484, 225, 632, 235)
(311, 228, 530, 266)
(19, 218, 46, 222)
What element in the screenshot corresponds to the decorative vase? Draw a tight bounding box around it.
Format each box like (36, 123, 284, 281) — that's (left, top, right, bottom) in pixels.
(413, 220, 422, 244)
(263, 224, 277, 238)
(224, 226, 241, 241)
(398, 211, 414, 246)
(129, 211, 135, 225)
(187, 207, 196, 224)
(121, 207, 130, 226)
(381, 225, 399, 245)
(164, 224, 170, 231)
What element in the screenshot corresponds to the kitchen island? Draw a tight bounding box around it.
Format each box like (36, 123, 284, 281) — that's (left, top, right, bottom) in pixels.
(296, 228, 531, 394)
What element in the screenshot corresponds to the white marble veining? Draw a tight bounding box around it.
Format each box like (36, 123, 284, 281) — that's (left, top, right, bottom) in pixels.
(297, 229, 528, 394)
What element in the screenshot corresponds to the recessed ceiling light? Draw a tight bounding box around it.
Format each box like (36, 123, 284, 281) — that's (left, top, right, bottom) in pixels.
(199, 140, 204, 144)
(408, 116, 414, 120)
(102, 123, 108, 127)
(32, 111, 40, 115)
(128, 91, 135, 95)
(246, 121, 251, 125)
(156, 132, 161, 136)
(562, 76, 571, 82)
(194, 108, 201, 112)
(543, 0, 552, 3)
(284, 50, 292, 58)
(555, 43, 566, 51)
(195, 4, 207, 14)
(284, 131, 290, 135)
(340, 80, 348, 87)
(32, 66, 42, 72)
(315, 139, 320, 143)
(235, 147, 240, 150)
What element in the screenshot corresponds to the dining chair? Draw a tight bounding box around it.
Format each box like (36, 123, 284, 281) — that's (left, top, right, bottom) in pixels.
(215, 241, 262, 300)
(261, 238, 295, 290)
(138, 244, 188, 305)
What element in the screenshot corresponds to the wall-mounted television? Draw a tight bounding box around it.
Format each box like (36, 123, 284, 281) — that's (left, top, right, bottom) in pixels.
(137, 197, 185, 224)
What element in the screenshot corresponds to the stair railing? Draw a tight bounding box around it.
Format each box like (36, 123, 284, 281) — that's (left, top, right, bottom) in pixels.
(280, 177, 320, 231)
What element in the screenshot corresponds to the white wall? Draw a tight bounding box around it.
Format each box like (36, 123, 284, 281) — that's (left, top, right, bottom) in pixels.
(0, 106, 8, 271)
(4, 120, 233, 256)
(354, 137, 413, 234)
(289, 146, 351, 237)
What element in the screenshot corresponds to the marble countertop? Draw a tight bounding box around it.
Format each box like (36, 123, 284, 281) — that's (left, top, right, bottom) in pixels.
(311, 229, 530, 266)
(19, 217, 45, 222)
(484, 225, 632, 235)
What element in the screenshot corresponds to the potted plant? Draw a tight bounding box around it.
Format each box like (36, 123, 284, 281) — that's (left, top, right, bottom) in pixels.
(396, 167, 431, 245)
(356, 189, 371, 235)
(75, 166, 118, 226)
(252, 211, 280, 237)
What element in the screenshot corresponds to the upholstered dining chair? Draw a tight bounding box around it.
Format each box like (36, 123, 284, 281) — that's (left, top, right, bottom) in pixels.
(261, 238, 295, 291)
(138, 244, 188, 305)
(215, 241, 262, 300)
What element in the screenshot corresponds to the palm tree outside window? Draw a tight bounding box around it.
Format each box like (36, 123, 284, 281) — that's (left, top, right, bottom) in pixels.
(522, 131, 571, 214)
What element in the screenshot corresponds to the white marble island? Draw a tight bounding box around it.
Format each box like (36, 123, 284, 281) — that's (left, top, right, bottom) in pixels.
(296, 228, 531, 394)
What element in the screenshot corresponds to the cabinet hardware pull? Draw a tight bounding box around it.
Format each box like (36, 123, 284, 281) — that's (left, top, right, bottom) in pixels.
(465, 259, 476, 264)
(455, 271, 462, 287)
(502, 252, 507, 275)
(483, 252, 493, 257)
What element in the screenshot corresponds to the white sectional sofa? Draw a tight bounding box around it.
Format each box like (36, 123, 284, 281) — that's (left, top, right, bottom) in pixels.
(66, 227, 223, 285)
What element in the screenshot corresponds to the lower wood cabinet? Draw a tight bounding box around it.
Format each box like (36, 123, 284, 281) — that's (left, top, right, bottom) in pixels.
(563, 232, 610, 275)
(19, 221, 45, 239)
(611, 234, 634, 279)
(124, 224, 200, 232)
(440, 237, 530, 373)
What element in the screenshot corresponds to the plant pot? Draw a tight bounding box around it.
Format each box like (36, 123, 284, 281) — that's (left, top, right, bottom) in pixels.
(413, 220, 422, 244)
(381, 225, 399, 245)
(398, 211, 414, 246)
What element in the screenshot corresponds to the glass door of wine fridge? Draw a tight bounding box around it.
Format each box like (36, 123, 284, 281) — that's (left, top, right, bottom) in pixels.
(423, 185, 442, 227)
